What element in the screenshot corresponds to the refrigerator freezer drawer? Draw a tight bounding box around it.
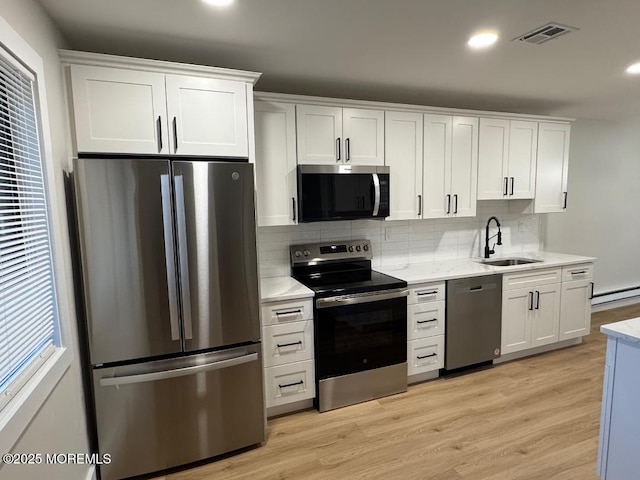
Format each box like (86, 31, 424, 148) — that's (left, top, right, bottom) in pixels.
(92, 344, 265, 480)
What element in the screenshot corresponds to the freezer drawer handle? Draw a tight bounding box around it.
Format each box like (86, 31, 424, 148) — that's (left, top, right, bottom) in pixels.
(417, 318, 437, 324)
(99, 352, 259, 387)
(279, 380, 304, 389)
(417, 353, 437, 360)
(174, 175, 193, 340)
(277, 341, 303, 348)
(160, 175, 180, 341)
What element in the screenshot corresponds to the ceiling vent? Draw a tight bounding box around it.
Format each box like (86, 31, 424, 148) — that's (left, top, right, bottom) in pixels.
(515, 22, 578, 44)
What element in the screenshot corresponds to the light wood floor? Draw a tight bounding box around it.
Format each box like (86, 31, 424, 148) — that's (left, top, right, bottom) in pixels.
(158, 304, 640, 480)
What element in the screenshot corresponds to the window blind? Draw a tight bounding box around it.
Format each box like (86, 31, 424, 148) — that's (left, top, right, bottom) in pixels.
(0, 50, 57, 403)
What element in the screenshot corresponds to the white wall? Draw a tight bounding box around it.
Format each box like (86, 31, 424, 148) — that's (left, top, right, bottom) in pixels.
(259, 200, 541, 278)
(542, 117, 640, 295)
(0, 1, 91, 479)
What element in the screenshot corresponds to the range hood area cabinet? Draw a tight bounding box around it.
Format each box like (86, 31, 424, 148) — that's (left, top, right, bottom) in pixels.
(296, 104, 385, 166)
(477, 118, 538, 200)
(62, 52, 260, 157)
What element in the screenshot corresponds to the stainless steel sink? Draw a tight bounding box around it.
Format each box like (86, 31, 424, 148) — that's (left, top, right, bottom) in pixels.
(481, 258, 543, 267)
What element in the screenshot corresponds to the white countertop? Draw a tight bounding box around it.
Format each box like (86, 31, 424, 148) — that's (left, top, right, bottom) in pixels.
(260, 276, 314, 303)
(601, 317, 640, 345)
(260, 251, 596, 302)
(375, 251, 596, 285)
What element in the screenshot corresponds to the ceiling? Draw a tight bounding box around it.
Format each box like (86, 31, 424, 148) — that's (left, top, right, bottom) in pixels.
(37, 0, 640, 120)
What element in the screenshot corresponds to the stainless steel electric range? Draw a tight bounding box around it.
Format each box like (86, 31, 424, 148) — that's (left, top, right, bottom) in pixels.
(290, 240, 409, 412)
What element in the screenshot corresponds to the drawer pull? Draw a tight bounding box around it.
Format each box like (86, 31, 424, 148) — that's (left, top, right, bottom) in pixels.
(276, 341, 303, 348)
(417, 291, 438, 296)
(275, 309, 302, 316)
(416, 318, 437, 324)
(417, 353, 437, 360)
(570, 270, 588, 275)
(279, 380, 304, 389)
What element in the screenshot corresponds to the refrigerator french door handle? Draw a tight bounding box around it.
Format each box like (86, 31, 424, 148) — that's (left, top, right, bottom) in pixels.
(174, 175, 193, 340)
(372, 173, 381, 216)
(99, 352, 259, 387)
(160, 175, 180, 341)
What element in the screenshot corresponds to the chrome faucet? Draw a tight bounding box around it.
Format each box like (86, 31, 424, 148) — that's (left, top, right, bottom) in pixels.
(484, 216, 502, 258)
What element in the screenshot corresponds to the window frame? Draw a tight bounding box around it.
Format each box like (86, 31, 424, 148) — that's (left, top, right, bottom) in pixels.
(0, 16, 75, 455)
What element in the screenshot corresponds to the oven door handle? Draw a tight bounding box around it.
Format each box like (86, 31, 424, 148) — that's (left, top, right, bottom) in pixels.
(372, 173, 381, 217)
(316, 288, 409, 309)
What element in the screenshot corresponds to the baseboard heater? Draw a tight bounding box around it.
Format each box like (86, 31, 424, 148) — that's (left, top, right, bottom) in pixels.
(592, 286, 640, 306)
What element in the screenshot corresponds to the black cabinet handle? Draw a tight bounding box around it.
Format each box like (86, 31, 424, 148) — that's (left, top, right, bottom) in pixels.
(277, 341, 303, 348)
(157, 116, 163, 152)
(275, 309, 302, 316)
(528, 291, 534, 311)
(417, 353, 437, 360)
(279, 380, 304, 389)
(446, 194, 451, 214)
(563, 191, 568, 209)
(510, 177, 515, 196)
(417, 318, 437, 324)
(503, 177, 508, 196)
(453, 194, 458, 214)
(535, 290, 540, 310)
(292, 197, 296, 222)
(417, 194, 422, 217)
(417, 290, 438, 296)
(589, 282, 595, 300)
(336, 137, 341, 161)
(346, 138, 350, 162)
(571, 270, 587, 275)
(172, 116, 178, 153)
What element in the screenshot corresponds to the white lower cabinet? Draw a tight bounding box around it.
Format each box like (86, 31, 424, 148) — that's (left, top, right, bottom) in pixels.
(264, 360, 315, 408)
(407, 336, 445, 375)
(560, 279, 593, 340)
(408, 301, 445, 339)
(263, 320, 313, 367)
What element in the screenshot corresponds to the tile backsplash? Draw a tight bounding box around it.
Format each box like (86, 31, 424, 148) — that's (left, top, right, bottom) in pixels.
(257, 200, 542, 278)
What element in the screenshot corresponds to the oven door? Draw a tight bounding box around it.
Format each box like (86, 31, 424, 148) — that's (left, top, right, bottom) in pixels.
(315, 289, 408, 380)
(297, 166, 389, 222)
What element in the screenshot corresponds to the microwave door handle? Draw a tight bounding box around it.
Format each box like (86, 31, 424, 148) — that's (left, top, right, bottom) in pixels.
(372, 173, 381, 216)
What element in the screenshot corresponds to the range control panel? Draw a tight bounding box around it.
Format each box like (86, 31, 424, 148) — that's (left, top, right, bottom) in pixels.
(290, 240, 372, 265)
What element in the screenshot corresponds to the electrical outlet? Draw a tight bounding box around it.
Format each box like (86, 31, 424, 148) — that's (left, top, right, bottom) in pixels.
(385, 227, 393, 240)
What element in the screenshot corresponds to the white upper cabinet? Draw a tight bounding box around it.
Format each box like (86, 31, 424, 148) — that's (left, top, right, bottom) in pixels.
(69, 65, 168, 154)
(343, 108, 385, 165)
(254, 101, 298, 226)
(535, 123, 571, 213)
(478, 118, 537, 200)
(423, 114, 478, 218)
(385, 111, 423, 220)
(296, 104, 384, 165)
(165, 75, 248, 157)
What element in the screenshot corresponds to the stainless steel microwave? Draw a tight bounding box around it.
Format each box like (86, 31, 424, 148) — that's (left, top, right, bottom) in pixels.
(297, 165, 390, 222)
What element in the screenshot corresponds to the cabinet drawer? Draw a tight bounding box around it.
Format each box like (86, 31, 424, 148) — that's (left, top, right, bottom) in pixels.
(265, 360, 315, 408)
(562, 263, 594, 282)
(408, 282, 446, 305)
(263, 320, 314, 367)
(261, 298, 313, 325)
(407, 336, 444, 376)
(408, 300, 445, 340)
(503, 268, 561, 291)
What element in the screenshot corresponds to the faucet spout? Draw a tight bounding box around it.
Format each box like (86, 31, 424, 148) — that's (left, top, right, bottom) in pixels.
(484, 216, 502, 259)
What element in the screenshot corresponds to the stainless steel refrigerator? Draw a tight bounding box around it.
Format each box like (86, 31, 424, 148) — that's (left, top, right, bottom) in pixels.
(73, 157, 264, 480)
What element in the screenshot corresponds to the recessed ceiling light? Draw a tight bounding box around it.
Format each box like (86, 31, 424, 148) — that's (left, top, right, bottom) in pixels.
(626, 62, 640, 74)
(468, 32, 499, 50)
(202, 0, 234, 7)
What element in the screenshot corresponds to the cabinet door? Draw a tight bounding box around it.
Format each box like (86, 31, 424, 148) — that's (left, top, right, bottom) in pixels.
(530, 284, 561, 348)
(559, 279, 592, 340)
(508, 120, 538, 199)
(165, 75, 248, 157)
(69, 65, 167, 154)
(477, 118, 509, 200)
(534, 123, 571, 213)
(254, 101, 297, 226)
(422, 114, 451, 218)
(296, 104, 342, 165)
(450, 116, 478, 217)
(502, 287, 532, 355)
(385, 111, 423, 220)
(343, 108, 385, 165)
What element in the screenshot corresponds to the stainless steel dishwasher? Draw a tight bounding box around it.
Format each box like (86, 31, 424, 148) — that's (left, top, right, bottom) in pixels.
(445, 275, 502, 370)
